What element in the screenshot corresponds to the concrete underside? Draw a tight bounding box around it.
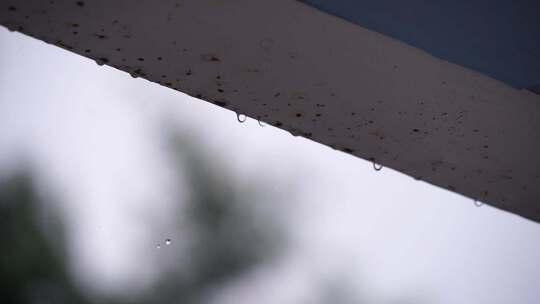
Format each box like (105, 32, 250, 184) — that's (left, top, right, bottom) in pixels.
(1, 0, 539, 223)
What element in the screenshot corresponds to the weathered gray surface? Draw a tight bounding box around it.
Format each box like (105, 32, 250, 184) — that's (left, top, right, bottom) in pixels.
(1, 0, 539, 222)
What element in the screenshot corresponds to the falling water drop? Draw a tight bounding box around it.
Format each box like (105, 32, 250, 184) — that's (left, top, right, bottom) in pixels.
(156, 243, 161, 249)
(258, 120, 266, 127)
(237, 113, 247, 123)
(165, 239, 172, 245)
(373, 163, 383, 171)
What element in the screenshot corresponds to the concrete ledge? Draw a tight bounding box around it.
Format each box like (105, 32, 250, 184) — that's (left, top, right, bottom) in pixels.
(2, 0, 539, 222)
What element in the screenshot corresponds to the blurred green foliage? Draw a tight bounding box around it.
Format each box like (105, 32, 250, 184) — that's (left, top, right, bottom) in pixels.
(0, 137, 426, 304)
(0, 137, 282, 304)
(0, 174, 90, 304)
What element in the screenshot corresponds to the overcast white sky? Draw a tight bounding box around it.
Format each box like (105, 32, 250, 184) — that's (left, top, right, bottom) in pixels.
(1, 27, 540, 303)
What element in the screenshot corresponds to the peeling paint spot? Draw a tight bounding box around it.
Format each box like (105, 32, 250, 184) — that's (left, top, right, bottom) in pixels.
(201, 54, 221, 62)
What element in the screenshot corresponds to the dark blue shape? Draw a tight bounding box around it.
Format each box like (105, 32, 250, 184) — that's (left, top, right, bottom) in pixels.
(528, 84, 540, 95)
(302, 0, 540, 88)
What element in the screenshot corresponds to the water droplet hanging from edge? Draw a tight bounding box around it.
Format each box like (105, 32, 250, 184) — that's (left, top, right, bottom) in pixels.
(474, 200, 483, 207)
(258, 120, 266, 127)
(237, 113, 246, 123)
(373, 163, 383, 171)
